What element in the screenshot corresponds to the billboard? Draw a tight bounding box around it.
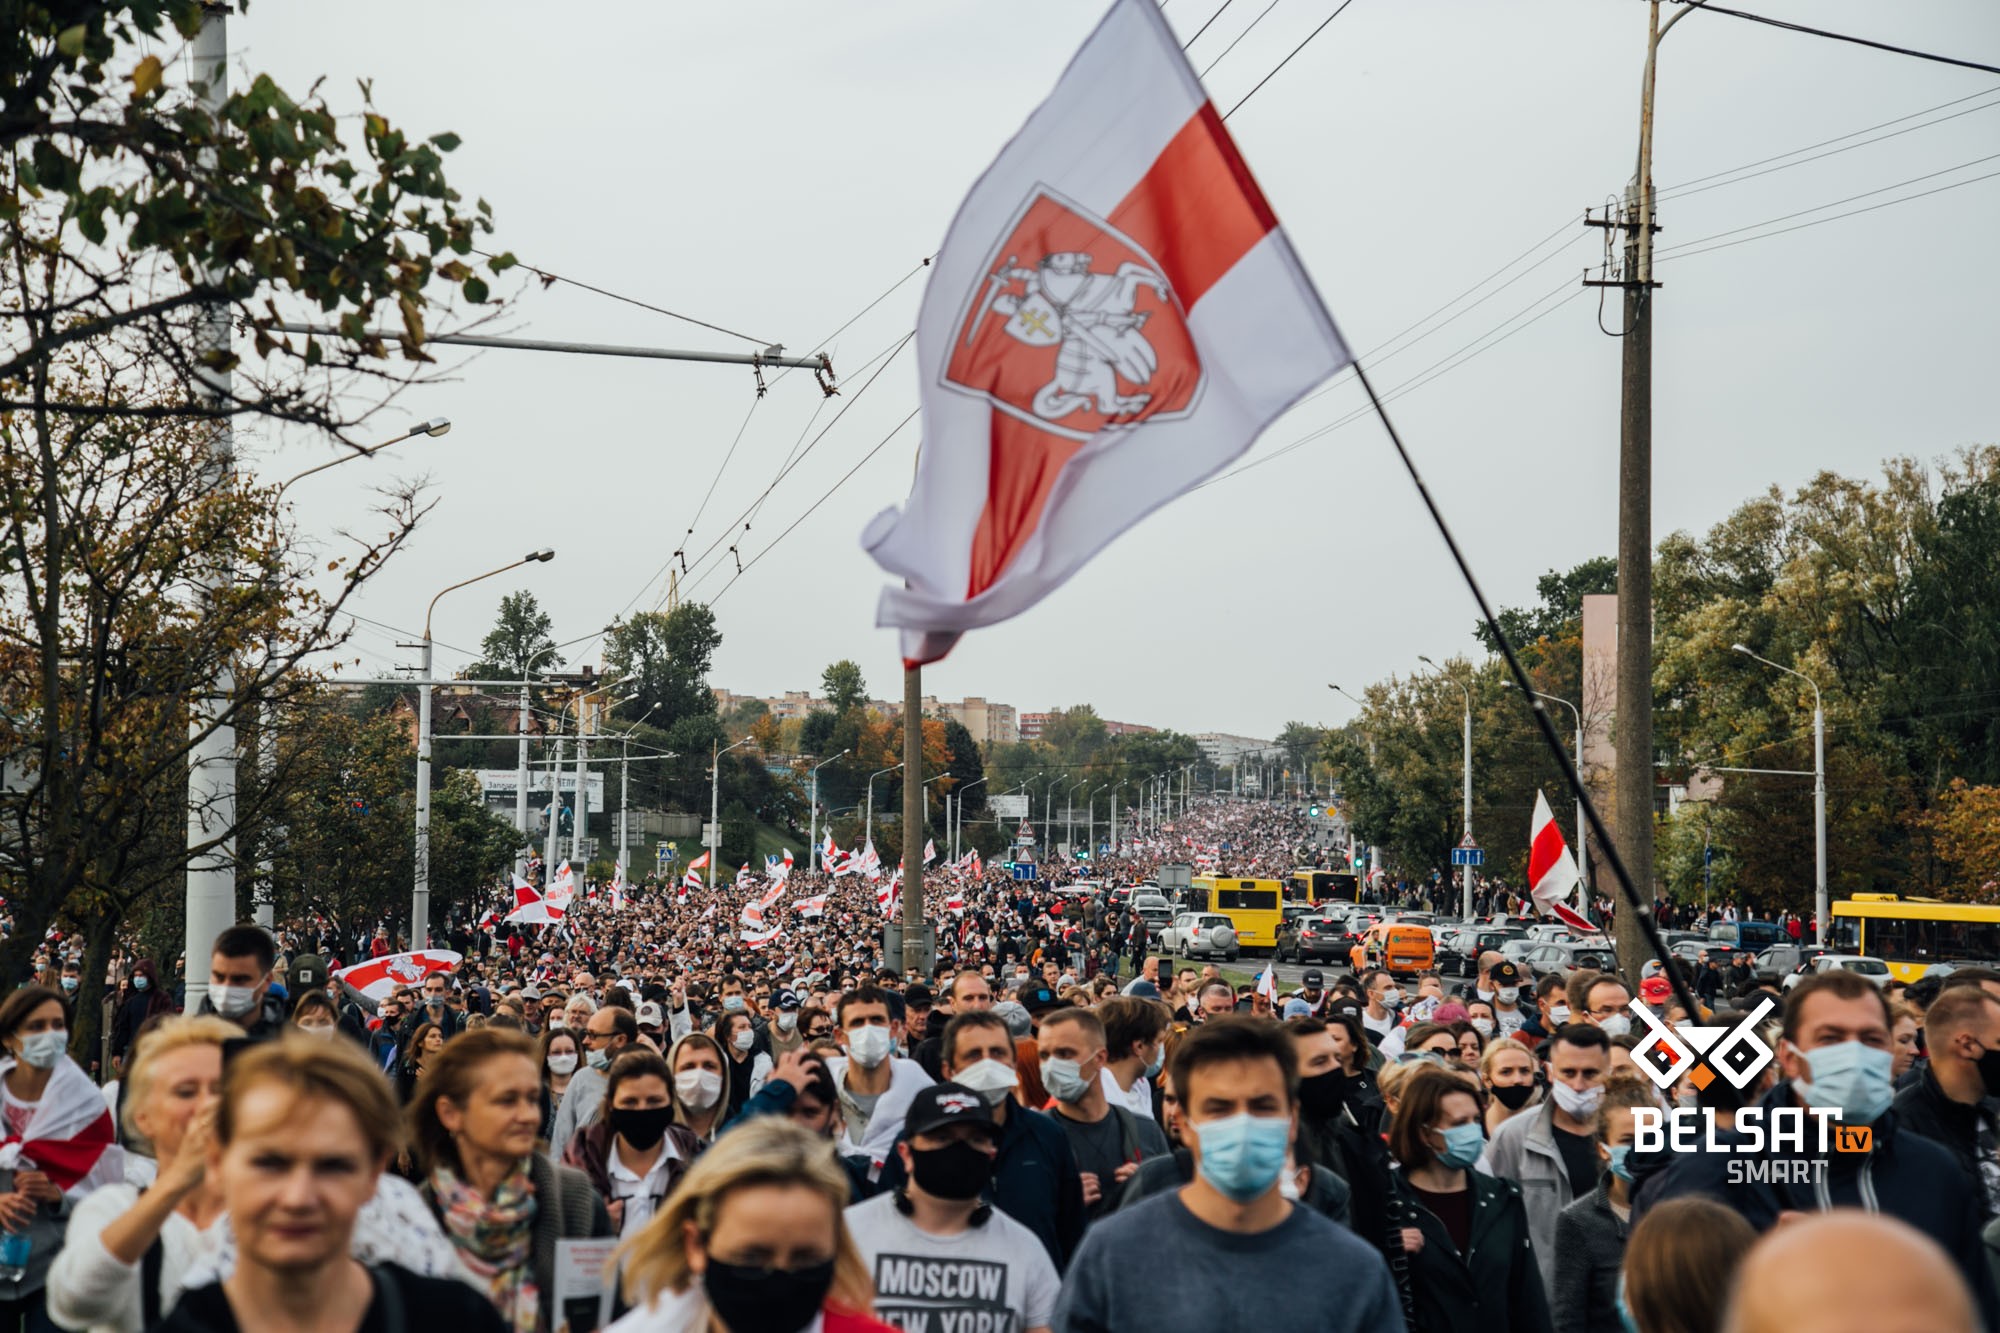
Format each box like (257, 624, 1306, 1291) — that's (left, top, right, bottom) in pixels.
(991, 793, 1030, 819)
(477, 769, 604, 814)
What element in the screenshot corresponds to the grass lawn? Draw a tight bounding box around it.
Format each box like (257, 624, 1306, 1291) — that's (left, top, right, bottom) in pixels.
(1157, 954, 1262, 989)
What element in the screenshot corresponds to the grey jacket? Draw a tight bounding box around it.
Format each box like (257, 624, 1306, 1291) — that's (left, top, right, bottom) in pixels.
(547, 1064, 606, 1159)
(1552, 1174, 1629, 1333)
(1483, 1093, 1575, 1295)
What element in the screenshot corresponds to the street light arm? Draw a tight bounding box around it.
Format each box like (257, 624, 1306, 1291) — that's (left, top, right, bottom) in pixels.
(1731, 644, 1822, 709)
(425, 549, 556, 638)
(276, 417, 451, 495)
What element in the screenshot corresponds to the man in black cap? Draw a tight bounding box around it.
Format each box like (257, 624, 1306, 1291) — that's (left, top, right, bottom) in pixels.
(844, 1084, 1062, 1332)
(1489, 959, 1531, 1039)
(1296, 968, 1329, 1016)
(769, 988, 806, 1059)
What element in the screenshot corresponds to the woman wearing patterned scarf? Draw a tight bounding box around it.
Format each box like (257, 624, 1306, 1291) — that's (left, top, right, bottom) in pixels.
(413, 1029, 612, 1333)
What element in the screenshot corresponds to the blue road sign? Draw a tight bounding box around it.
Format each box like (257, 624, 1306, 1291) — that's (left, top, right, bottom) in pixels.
(1012, 862, 1039, 881)
(1450, 847, 1485, 867)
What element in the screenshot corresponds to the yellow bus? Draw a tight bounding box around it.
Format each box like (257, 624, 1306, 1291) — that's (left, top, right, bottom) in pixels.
(1830, 894, 2000, 982)
(1288, 868, 1360, 906)
(1188, 876, 1285, 952)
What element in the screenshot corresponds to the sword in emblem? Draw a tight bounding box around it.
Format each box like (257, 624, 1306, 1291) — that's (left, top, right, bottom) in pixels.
(964, 256, 1018, 347)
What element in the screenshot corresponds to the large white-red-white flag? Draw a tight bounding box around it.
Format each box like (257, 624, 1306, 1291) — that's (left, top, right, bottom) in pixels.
(0, 1056, 122, 1196)
(1529, 790, 1594, 932)
(864, 0, 1350, 664)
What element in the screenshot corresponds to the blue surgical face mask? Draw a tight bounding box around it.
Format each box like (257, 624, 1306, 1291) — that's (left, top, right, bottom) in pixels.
(722, 995, 746, 1013)
(1606, 1143, 1634, 1183)
(1433, 1121, 1485, 1170)
(1192, 1113, 1291, 1202)
(133, 976, 149, 991)
(1793, 1039, 1893, 1126)
(1144, 1044, 1165, 1079)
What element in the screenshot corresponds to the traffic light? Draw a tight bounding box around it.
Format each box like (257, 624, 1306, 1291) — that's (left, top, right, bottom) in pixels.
(1308, 803, 1324, 818)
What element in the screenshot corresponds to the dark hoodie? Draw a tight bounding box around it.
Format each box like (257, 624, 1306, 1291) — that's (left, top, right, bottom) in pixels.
(1642, 1079, 2000, 1329)
(195, 989, 287, 1043)
(110, 959, 174, 1062)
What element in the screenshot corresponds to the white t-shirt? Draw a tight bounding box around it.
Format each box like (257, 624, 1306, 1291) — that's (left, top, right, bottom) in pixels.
(844, 1192, 1060, 1332)
(1099, 1067, 1154, 1120)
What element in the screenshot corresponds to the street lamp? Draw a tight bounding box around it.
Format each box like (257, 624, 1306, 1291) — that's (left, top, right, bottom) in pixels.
(1733, 643, 1828, 944)
(1504, 682, 1588, 900)
(1087, 783, 1111, 861)
(956, 776, 989, 862)
(808, 750, 850, 870)
(572, 672, 638, 864)
(709, 737, 753, 889)
(1418, 654, 1474, 919)
(513, 642, 564, 876)
(1065, 777, 1089, 857)
(278, 416, 451, 494)
(866, 763, 903, 852)
(415, 547, 555, 947)
(617, 702, 662, 879)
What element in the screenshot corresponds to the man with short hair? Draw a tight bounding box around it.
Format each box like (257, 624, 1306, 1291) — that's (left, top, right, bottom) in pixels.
(1893, 985, 2000, 1219)
(1053, 1017, 1401, 1333)
(1570, 971, 1633, 1039)
(826, 985, 934, 1174)
(1195, 981, 1235, 1024)
(1359, 971, 1406, 1058)
(845, 1085, 1062, 1333)
(1651, 971, 1998, 1327)
(1038, 1008, 1171, 1218)
(1725, 1212, 1980, 1333)
(549, 1004, 637, 1153)
(201, 925, 285, 1041)
(914, 971, 992, 1079)
(1484, 1023, 1611, 1293)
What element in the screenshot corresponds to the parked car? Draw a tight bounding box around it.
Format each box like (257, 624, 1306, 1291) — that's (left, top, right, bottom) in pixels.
(1782, 954, 1892, 990)
(1499, 937, 1545, 968)
(1753, 943, 1828, 983)
(1520, 941, 1619, 976)
(1526, 923, 1580, 943)
(1161, 913, 1239, 962)
(1281, 903, 1320, 926)
(1131, 894, 1175, 938)
(1443, 926, 1530, 977)
(1276, 916, 1348, 964)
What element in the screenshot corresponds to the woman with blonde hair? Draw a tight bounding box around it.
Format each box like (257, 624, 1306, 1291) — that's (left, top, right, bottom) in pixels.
(47, 1014, 238, 1332)
(608, 1117, 896, 1333)
(151, 1035, 504, 1333)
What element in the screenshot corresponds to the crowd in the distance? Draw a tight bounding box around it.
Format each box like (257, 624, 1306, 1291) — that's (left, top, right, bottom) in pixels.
(0, 798, 1993, 1333)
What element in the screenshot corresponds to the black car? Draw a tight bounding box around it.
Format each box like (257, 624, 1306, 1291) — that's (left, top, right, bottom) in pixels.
(1754, 943, 1827, 983)
(1276, 915, 1348, 964)
(1445, 926, 1529, 977)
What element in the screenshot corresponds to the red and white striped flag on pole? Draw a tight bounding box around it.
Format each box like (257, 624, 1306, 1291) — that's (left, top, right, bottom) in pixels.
(1529, 790, 1594, 932)
(864, 0, 1351, 664)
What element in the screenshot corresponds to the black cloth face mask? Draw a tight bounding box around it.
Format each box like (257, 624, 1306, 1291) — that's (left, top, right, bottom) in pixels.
(702, 1257, 835, 1333)
(609, 1105, 673, 1151)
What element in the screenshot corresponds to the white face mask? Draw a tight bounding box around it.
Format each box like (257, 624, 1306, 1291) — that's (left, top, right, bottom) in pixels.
(776, 1013, 797, 1033)
(1495, 987, 1520, 1006)
(211, 985, 260, 1019)
(731, 1029, 756, 1053)
(953, 1057, 1019, 1106)
(1549, 1004, 1571, 1026)
(1598, 1014, 1632, 1039)
(1552, 1081, 1605, 1120)
(546, 1052, 577, 1076)
(845, 1025, 893, 1069)
(298, 1022, 337, 1040)
(675, 1068, 723, 1110)
(1471, 1017, 1495, 1037)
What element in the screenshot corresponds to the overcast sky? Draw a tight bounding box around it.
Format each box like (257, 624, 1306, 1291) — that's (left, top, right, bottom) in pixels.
(234, 0, 1999, 740)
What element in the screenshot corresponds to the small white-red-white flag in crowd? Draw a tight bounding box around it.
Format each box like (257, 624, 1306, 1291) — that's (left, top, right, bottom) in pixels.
(741, 925, 782, 948)
(1256, 960, 1279, 1005)
(681, 869, 702, 895)
(794, 893, 829, 918)
(544, 862, 576, 907)
(863, 0, 1351, 664)
(923, 839, 937, 866)
(0, 1056, 122, 1197)
(945, 891, 965, 915)
(821, 831, 838, 863)
(609, 866, 627, 913)
(1529, 789, 1594, 932)
(688, 850, 711, 871)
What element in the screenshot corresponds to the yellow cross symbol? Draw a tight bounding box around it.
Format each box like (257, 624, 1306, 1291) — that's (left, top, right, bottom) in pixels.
(1017, 308, 1054, 339)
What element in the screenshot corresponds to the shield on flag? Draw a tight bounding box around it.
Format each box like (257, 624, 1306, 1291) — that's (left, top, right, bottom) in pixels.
(334, 950, 462, 1003)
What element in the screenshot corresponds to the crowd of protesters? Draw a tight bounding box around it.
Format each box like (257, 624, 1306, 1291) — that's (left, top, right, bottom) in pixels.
(0, 796, 1991, 1333)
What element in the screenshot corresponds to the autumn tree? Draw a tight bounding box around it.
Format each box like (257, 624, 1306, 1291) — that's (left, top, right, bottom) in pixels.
(821, 660, 868, 715)
(469, 591, 560, 683)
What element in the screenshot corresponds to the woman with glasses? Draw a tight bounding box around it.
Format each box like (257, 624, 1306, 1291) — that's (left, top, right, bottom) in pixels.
(607, 1117, 895, 1333)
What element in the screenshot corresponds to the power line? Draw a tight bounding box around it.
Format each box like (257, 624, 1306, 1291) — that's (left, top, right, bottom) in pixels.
(674, 394, 765, 588)
(1181, 0, 1243, 51)
(1668, 0, 2000, 77)
(1222, 0, 1360, 121)
(471, 248, 775, 347)
(1654, 86, 2000, 205)
(1656, 165, 2000, 264)
(1199, 0, 1286, 79)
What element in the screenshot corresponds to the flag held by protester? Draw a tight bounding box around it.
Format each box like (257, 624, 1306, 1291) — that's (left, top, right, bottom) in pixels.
(1529, 789, 1594, 932)
(0, 1057, 122, 1196)
(863, 0, 1351, 664)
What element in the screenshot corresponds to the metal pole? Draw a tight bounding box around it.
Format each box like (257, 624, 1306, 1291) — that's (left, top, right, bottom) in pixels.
(1814, 702, 1828, 946)
(1112, 792, 1119, 855)
(900, 666, 924, 970)
(413, 636, 434, 948)
(1462, 692, 1474, 921)
(574, 694, 590, 864)
(272, 322, 833, 372)
(709, 739, 721, 891)
(810, 769, 821, 871)
(253, 700, 276, 929)
(1575, 719, 1588, 903)
(184, 3, 236, 1009)
(515, 678, 532, 877)
(619, 735, 631, 880)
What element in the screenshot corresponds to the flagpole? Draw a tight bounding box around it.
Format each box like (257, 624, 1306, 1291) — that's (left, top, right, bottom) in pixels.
(1351, 358, 1699, 1023)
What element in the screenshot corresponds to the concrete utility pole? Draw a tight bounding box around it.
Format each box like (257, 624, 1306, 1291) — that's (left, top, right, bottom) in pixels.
(183, 2, 234, 1008)
(899, 665, 926, 972)
(1588, 0, 1686, 979)
(808, 750, 849, 871)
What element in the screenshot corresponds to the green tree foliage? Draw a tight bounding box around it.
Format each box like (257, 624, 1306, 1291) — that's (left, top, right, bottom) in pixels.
(939, 717, 985, 814)
(469, 591, 559, 683)
(1474, 557, 1617, 658)
(605, 604, 721, 729)
(821, 660, 868, 715)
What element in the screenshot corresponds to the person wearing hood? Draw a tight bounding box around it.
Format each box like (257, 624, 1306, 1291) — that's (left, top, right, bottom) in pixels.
(712, 1011, 770, 1123)
(109, 960, 173, 1073)
(196, 926, 286, 1043)
(667, 1031, 731, 1145)
(1644, 970, 2000, 1330)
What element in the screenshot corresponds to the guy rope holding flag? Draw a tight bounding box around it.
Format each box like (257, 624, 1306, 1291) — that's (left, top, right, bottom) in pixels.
(865, 0, 1351, 664)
